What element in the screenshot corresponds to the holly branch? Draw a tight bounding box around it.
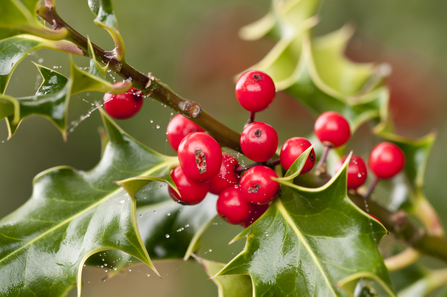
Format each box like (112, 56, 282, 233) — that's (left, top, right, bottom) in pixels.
(36, 1, 447, 271)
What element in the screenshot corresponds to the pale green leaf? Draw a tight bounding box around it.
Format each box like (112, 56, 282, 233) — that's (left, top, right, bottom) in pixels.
(196, 255, 252, 297)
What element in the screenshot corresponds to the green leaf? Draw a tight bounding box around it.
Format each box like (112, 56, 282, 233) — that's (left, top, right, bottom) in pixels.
(86, 187, 218, 278)
(277, 145, 314, 181)
(243, 24, 390, 133)
(195, 255, 252, 297)
(87, 38, 107, 78)
(337, 272, 396, 297)
(0, 109, 181, 296)
(4, 64, 69, 139)
(217, 156, 394, 296)
(0, 34, 82, 94)
(239, 0, 320, 41)
(0, 0, 67, 40)
(88, 0, 125, 60)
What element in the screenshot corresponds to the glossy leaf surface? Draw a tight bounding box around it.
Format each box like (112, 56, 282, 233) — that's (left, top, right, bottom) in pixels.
(0, 109, 180, 296)
(217, 156, 394, 296)
(87, 186, 218, 276)
(0, 34, 81, 94)
(4, 64, 68, 139)
(196, 255, 252, 297)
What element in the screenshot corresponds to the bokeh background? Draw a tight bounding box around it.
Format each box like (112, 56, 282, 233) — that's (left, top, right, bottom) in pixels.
(1, 0, 447, 296)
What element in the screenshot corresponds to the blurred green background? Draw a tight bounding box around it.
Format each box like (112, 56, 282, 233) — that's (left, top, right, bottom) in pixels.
(1, 0, 447, 296)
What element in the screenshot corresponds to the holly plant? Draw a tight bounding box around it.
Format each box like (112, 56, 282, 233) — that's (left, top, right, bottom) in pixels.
(1, 0, 447, 296)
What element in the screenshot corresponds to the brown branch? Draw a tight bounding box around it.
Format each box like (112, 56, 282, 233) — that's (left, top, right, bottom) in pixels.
(36, 4, 241, 152)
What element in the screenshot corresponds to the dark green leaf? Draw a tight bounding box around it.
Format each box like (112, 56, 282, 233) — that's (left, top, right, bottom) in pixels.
(0, 109, 181, 296)
(87, 187, 218, 278)
(0, 35, 82, 94)
(217, 156, 394, 296)
(196, 255, 252, 297)
(3, 64, 69, 139)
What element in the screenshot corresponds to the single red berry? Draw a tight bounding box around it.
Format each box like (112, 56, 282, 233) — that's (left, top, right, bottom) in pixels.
(235, 70, 276, 112)
(240, 166, 279, 205)
(168, 166, 209, 205)
(335, 155, 368, 189)
(209, 153, 240, 195)
(369, 142, 405, 179)
(241, 203, 270, 228)
(216, 186, 256, 225)
(178, 132, 222, 182)
(166, 114, 205, 152)
(103, 82, 143, 119)
(314, 111, 351, 147)
(240, 122, 278, 162)
(280, 137, 315, 174)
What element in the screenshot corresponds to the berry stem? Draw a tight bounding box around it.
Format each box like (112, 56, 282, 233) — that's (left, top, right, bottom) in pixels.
(36, 4, 242, 152)
(364, 176, 379, 200)
(315, 145, 330, 175)
(235, 163, 259, 173)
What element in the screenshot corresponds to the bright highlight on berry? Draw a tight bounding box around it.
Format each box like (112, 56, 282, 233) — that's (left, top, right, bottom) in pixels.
(280, 137, 315, 174)
(314, 111, 351, 148)
(166, 114, 204, 151)
(336, 155, 368, 190)
(240, 122, 278, 162)
(235, 70, 276, 112)
(103, 82, 143, 119)
(369, 142, 405, 179)
(178, 132, 222, 182)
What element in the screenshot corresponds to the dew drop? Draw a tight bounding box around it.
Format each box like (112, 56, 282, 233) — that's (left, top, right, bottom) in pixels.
(165, 234, 170, 238)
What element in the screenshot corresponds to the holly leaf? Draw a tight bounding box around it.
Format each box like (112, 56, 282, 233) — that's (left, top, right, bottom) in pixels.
(0, 109, 181, 296)
(216, 156, 394, 296)
(2, 54, 130, 140)
(239, 0, 320, 41)
(4, 63, 69, 139)
(0, 0, 67, 40)
(88, 0, 125, 60)
(243, 23, 390, 133)
(0, 34, 82, 94)
(195, 255, 252, 297)
(87, 38, 107, 78)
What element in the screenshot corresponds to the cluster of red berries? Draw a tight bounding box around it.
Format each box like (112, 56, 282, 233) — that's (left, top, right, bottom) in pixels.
(103, 71, 406, 227)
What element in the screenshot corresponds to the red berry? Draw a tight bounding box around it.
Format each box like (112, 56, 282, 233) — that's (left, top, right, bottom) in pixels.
(235, 70, 276, 112)
(104, 82, 143, 119)
(280, 137, 315, 174)
(209, 153, 240, 195)
(335, 155, 368, 189)
(178, 132, 222, 182)
(240, 166, 279, 205)
(314, 111, 350, 147)
(216, 186, 256, 225)
(168, 166, 208, 205)
(369, 142, 405, 179)
(241, 203, 270, 228)
(240, 122, 278, 162)
(166, 114, 205, 151)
